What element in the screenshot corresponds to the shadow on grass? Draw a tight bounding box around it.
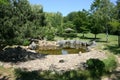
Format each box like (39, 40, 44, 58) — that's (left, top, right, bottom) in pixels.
(104, 45, 120, 55)
(14, 69, 87, 80)
(0, 46, 47, 63)
(79, 36, 100, 40)
(0, 75, 9, 80)
(95, 39, 107, 43)
(110, 71, 120, 80)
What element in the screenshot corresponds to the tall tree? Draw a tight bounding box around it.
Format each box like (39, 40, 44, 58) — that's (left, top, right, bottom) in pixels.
(44, 12, 63, 36)
(0, 0, 46, 45)
(65, 10, 90, 37)
(90, 0, 114, 42)
(116, 0, 120, 46)
(0, 0, 17, 44)
(89, 13, 104, 39)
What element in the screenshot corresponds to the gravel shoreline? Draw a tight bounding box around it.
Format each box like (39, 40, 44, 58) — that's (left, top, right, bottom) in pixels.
(10, 50, 107, 71)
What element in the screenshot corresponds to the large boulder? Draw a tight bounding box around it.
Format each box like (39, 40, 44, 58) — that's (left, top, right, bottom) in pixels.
(57, 40, 65, 48)
(64, 40, 71, 48)
(28, 42, 37, 50)
(87, 41, 96, 47)
(91, 41, 96, 46)
(70, 40, 75, 48)
(75, 40, 81, 49)
(57, 40, 89, 49)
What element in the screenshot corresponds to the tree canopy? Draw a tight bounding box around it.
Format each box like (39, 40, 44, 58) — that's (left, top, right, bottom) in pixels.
(0, 0, 119, 46)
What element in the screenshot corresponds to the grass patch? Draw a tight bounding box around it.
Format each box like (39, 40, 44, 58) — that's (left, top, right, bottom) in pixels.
(102, 53, 118, 72)
(55, 33, 118, 43)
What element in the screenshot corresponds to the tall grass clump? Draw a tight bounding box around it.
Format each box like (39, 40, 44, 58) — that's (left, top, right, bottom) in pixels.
(102, 54, 118, 72)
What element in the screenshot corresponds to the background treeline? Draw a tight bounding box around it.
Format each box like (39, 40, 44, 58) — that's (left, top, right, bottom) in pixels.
(0, 0, 120, 45)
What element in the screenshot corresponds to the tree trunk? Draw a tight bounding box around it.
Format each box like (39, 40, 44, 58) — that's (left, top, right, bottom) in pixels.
(106, 26, 109, 42)
(82, 33, 85, 38)
(95, 34, 97, 39)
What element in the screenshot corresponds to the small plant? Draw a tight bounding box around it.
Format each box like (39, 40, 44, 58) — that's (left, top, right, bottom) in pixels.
(47, 34, 54, 41)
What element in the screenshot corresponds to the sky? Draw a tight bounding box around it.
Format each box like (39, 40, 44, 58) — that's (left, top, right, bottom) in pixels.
(29, 0, 116, 16)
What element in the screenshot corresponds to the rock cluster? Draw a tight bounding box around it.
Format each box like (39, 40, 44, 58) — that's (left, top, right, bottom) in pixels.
(57, 40, 96, 49)
(28, 40, 96, 52)
(0, 46, 46, 63)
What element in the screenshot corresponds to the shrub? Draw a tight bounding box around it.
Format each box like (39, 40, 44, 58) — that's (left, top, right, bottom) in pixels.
(102, 55, 117, 72)
(46, 34, 54, 41)
(86, 59, 105, 78)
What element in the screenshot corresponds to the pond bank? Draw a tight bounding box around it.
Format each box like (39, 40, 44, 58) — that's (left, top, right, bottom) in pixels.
(11, 50, 107, 71)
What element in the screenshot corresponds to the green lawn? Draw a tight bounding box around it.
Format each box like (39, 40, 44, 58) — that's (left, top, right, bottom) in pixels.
(55, 33, 118, 42)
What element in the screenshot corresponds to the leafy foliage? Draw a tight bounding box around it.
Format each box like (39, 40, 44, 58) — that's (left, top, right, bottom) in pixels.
(86, 59, 105, 78)
(0, 0, 119, 46)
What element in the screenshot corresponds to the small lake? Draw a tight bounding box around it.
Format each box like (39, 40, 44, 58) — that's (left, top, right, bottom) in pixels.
(36, 48, 87, 55)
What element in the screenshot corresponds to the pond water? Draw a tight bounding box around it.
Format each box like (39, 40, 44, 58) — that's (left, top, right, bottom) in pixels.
(36, 47, 87, 55)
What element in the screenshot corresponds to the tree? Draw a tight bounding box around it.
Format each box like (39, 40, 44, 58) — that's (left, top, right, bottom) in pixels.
(0, 0, 8, 4)
(108, 19, 120, 35)
(116, 0, 120, 47)
(109, 19, 120, 46)
(77, 10, 90, 37)
(62, 21, 75, 30)
(0, 0, 46, 45)
(89, 14, 104, 39)
(65, 10, 90, 37)
(0, 0, 17, 45)
(44, 12, 63, 37)
(90, 0, 114, 42)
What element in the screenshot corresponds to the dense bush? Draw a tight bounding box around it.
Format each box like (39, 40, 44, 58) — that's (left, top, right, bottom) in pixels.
(86, 59, 105, 78)
(86, 57, 117, 79)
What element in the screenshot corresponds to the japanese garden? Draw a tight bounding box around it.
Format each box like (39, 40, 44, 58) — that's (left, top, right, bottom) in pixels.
(0, 0, 120, 80)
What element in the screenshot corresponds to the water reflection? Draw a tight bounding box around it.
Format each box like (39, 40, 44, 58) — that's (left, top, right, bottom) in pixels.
(61, 49, 68, 55)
